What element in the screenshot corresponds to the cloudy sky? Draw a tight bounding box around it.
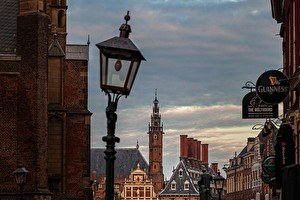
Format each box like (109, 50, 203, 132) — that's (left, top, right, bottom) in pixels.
(66, 0, 282, 179)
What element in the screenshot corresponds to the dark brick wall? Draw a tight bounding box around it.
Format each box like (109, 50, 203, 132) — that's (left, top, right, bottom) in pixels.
(64, 60, 89, 110)
(16, 12, 49, 191)
(0, 12, 50, 199)
(0, 68, 19, 194)
(63, 59, 91, 199)
(0, 2, 91, 199)
(65, 114, 91, 199)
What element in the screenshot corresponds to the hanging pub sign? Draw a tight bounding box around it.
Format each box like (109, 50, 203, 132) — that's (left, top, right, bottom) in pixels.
(256, 70, 289, 104)
(262, 155, 276, 175)
(261, 171, 274, 185)
(242, 91, 278, 118)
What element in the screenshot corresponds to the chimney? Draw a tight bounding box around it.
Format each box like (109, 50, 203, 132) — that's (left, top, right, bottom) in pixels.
(247, 137, 255, 152)
(211, 163, 218, 174)
(197, 140, 202, 161)
(201, 144, 209, 163)
(92, 170, 97, 181)
(187, 137, 193, 158)
(193, 139, 198, 160)
(180, 135, 188, 159)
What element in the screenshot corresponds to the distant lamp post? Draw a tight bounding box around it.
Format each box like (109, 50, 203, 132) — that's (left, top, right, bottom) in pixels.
(96, 11, 145, 200)
(13, 164, 28, 200)
(213, 171, 225, 200)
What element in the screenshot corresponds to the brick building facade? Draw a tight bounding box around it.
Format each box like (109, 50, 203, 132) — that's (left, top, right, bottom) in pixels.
(0, 0, 91, 199)
(270, 0, 300, 199)
(225, 126, 276, 200)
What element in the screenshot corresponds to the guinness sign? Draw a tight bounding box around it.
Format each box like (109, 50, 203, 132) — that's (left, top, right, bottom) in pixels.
(256, 70, 289, 104)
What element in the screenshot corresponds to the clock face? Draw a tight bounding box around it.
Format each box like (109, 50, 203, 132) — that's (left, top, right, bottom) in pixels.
(154, 134, 158, 139)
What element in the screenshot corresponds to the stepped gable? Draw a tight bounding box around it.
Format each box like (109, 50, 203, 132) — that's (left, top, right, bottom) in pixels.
(91, 148, 149, 178)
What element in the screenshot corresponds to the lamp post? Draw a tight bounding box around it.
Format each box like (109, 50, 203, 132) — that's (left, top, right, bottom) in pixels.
(96, 11, 145, 200)
(13, 164, 28, 200)
(213, 171, 225, 200)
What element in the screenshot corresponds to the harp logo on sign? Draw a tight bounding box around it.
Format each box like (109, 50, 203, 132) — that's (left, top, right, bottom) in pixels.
(256, 70, 289, 104)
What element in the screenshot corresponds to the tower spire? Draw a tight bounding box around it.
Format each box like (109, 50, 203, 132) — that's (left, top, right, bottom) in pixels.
(153, 89, 159, 114)
(148, 89, 164, 193)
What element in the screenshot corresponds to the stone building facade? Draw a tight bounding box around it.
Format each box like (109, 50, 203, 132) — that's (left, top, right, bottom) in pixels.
(121, 164, 157, 200)
(0, 0, 91, 199)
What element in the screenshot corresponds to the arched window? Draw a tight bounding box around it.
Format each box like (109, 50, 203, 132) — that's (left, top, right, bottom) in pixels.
(58, 10, 64, 28)
(179, 168, 183, 177)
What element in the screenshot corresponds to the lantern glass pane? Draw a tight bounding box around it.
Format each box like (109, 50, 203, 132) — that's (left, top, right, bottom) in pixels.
(107, 58, 130, 88)
(100, 52, 107, 87)
(14, 173, 26, 185)
(126, 60, 140, 91)
(215, 180, 223, 190)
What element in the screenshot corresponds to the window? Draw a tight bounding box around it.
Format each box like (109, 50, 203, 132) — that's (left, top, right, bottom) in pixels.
(58, 10, 64, 28)
(184, 180, 189, 190)
(171, 180, 176, 190)
(179, 169, 183, 177)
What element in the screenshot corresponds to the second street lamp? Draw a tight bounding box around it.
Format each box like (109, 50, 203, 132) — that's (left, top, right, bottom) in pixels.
(96, 11, 145, 200)
(13, 164, 28, 200)
(213, 171, 225, 200)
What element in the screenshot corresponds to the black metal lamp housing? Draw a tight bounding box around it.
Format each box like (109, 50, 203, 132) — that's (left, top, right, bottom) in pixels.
(96, 11, 146, 96)
(214, 171, 225, 192)
(13, 165, 28, 186)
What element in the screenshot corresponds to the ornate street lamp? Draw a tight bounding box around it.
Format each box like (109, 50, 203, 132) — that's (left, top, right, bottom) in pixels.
(213, 171, 225, 200)
(96, 11, 145, 200)
(13, 164, 28, 200)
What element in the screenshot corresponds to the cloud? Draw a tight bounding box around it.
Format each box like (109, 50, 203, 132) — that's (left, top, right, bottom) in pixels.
(67, 0, 282, 179)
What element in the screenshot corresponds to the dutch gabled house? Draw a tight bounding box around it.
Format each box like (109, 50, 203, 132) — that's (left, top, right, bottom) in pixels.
(159, 160, 201, 200)
(159, 135, 216, 200)
(0, 0, 91, 199)
(121, 163, 158, 199)
(90, 146, 149, 199)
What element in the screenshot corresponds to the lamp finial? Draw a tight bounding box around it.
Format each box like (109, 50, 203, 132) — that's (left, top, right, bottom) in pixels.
(119, 11, 132, 38)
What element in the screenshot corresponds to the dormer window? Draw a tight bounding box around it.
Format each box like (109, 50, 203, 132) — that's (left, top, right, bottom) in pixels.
(171, 180, 176, 190)
(184, 180, 189, 190)
(179, 168, 183, 177)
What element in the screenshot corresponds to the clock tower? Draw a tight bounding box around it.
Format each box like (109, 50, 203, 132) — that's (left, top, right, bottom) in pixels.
(148, 90, 164, 193)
